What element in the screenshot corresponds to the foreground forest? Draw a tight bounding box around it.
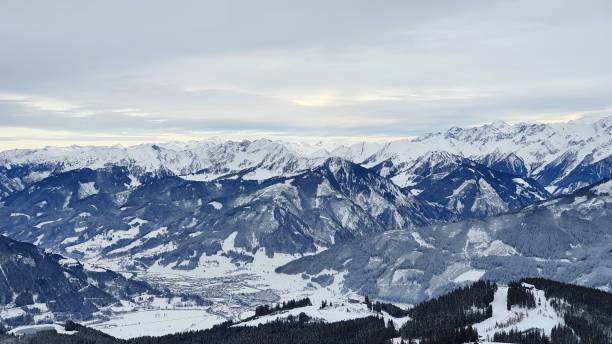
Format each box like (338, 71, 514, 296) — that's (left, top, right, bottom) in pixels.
(1, 278, 611, 344)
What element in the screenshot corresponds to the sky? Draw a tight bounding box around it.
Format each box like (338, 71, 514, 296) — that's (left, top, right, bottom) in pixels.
(1, 0, 611, 149)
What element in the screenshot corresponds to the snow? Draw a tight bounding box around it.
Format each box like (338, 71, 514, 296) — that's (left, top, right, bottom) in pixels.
(10, 212, 31, 219)
(33, 234, 44, 245)
(61, 236, 80, 245)
(91, 244, 372, 332)
(133, 242, 177, 258)
(78, 181, 99, 199)
(208, 201, 223, 209)
(453, 269, 486, 283)
(482, 240, 518, 257)
(391, 269, 424, 284)
(66, 223, 141, 258)
(471, 179, 508, 213)
(464, 228, 491, 254)
(242, 169, 277, 181)
(221, 231, 238, 251)
(74, 225, 88, 232)
(474, 285, 564, 341)
(0, 307, 26, 320)
(34, 218, 62, 228)
(59, 257, 79, 266)
(89, 309, 225, 339)
(237, 304, 374, 327)
(410, 232, 434, 248)
(1, 117, 608, 191)
(9, 324, 76, 336)
(512, 178, 531, 188)
(592, 179, 612, 195)
(108, 227, 168, 255)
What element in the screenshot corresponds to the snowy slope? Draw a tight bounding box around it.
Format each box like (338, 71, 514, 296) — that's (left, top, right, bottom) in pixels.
(474, 284, 563, 341)
(0, 157, 437, 272)
(363, 117, 611, 193)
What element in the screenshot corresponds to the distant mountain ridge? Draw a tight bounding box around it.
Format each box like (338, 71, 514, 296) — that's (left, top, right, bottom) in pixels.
(362, 117, 611, 194)
(0, 117, 609, 197)
(374, 151, 550, 219)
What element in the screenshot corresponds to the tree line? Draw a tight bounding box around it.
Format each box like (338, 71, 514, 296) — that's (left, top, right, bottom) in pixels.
(254, 297, 312, 317)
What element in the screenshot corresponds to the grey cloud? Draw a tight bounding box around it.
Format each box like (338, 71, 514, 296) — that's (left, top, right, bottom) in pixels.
(0, 0, 611, 144)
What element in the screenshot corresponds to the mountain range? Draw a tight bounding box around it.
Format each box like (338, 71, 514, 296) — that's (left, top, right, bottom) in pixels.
(0, 117, 610, 336)
(278, 179, 612, 303)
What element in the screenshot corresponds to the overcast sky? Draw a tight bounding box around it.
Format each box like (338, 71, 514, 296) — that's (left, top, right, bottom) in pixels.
(1, 0, 611, 149)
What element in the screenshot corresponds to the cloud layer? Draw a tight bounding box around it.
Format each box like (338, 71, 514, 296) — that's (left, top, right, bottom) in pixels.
(1, 0, 611, 148)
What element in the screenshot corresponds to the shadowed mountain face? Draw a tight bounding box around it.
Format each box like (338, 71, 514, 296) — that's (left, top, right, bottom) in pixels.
(0, 234, 158, 323)
(0, 158, 438, 268)
(277, 180, 612, 303)
(390, 151, 550, 219)
(0, 155, 595, 273)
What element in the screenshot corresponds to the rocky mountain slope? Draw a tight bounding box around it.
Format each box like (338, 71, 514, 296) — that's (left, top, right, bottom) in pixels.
(372, 151, 550, 219)
(0, 158, 437, 269)
(278, 179, 612, 303)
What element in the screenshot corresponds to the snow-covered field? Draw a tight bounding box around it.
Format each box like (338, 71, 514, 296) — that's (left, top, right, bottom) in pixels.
(8, 323, 76, 336)
(88, 309, 226, 339)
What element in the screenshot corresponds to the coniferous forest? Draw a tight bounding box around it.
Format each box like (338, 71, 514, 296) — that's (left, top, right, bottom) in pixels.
(254, 297, 313, 317)
(507, 281, 536, 310)
(519, 278, 612, 344)
(399, 280, 495, 342)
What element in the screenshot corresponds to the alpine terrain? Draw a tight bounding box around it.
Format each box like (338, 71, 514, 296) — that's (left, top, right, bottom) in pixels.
(0, 118, 610, 342)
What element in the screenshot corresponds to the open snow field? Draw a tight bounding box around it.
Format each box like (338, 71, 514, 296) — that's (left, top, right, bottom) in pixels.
(88, 309, 226, 339)
(8, 324, 76, 336)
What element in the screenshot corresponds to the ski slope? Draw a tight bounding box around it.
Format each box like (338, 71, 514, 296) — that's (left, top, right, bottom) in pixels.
(474, 284, 563, 341)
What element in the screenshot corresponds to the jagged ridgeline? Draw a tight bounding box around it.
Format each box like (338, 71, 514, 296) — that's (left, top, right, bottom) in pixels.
(0, 118, 609, 266)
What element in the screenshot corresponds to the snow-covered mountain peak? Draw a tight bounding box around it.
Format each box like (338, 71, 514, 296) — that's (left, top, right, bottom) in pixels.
(0, 116, 609, 195)
(414, 150, 464, 166)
